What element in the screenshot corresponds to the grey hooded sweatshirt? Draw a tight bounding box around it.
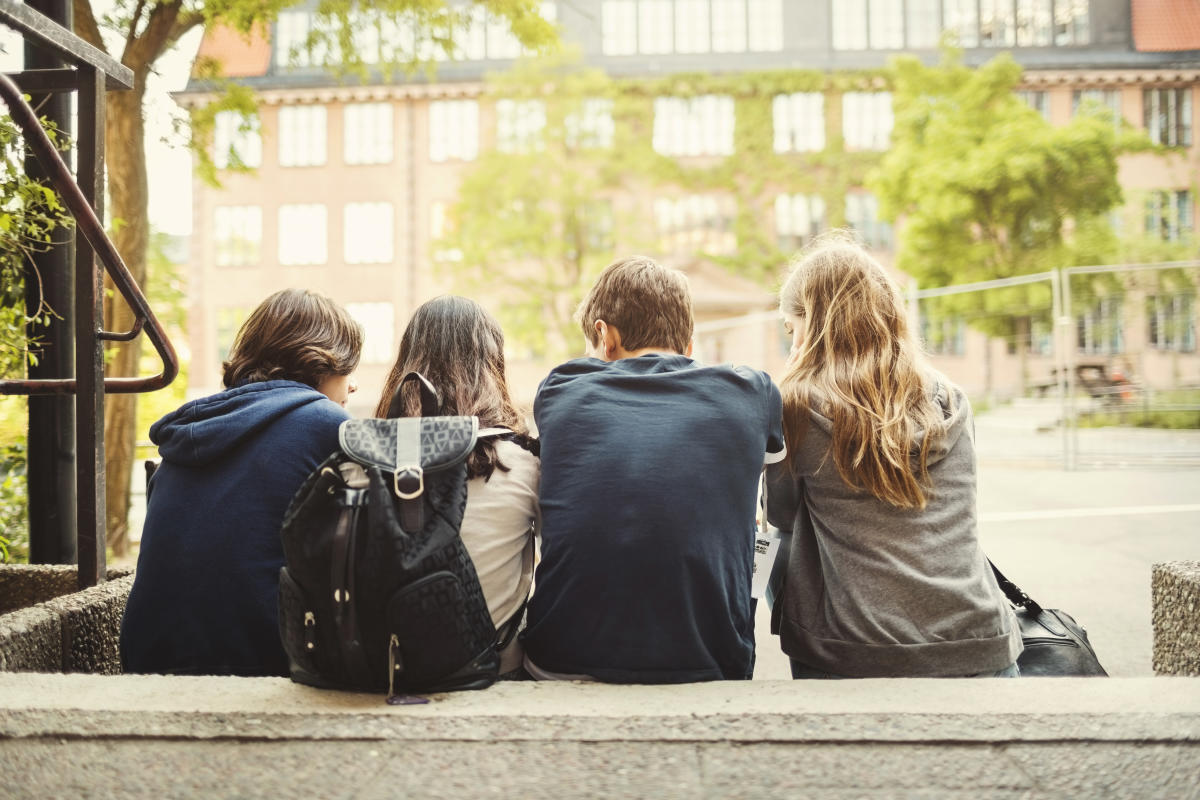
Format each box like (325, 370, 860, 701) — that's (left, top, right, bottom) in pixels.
(765, 378, 1023, 678)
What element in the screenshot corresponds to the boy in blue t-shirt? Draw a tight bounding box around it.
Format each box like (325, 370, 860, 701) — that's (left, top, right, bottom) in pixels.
(522, 256, 785, 683)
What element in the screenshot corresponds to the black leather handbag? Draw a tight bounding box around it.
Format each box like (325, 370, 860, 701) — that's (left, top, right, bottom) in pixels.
(989, 561, 1108, 677)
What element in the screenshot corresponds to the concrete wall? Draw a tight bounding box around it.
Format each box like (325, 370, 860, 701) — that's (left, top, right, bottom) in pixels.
(1154, 560, 1200, 677)
(0, 568, 133, 674)
(1, 674, 1199, 799)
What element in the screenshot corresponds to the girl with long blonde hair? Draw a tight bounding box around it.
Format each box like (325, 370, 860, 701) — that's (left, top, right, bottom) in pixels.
(765, 234, 1023, 678)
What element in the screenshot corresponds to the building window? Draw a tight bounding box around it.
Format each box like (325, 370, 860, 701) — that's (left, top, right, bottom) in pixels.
(869, 0, 904, 49)
(1016, 0, 1052, 45)
(275, 10, 316, 68)
(1144, 89, 1193, 148)
(845, 192, 893, 250)
(943, 0, 979, 47)
(213, 206, 262, 267)
(773, 93, 825, 153)
(429, 100, 479, 162)
(711, 0, 748, 52)
(653, 95, 736, 157)
(1054, 0, 1089, 45)
(832, 0, 868, 50)
(775, 193, 826, 252)
(842, 92, 893, 151)
(1076, 298, 1122, 355)
(920, 315, 967, 356)
(601, 0, 638, 55)
(1145, 190, 1194, 242)
(278, 204, 327, 265)
(655, 195, 737, 255)
(566, 98, 615, 150)
(905, 0, 941, 46)
(343, 202, 394, 264)
(344, 103, 393, 165)
(1016, 90, 1050, 120)
(212, 111, 261, 169)
(1072, 89, 1122, 129)
(277, 106, 327, 167)
(638, 0, 674, 54)
(1148, 293, 1196, 353)
(496, 99, 547, 153)
(980, 0, 1015, 46)
(346, 302, 396, 364)
(675, 0, 712, 52)
(747, 0, 784, 51)
(216, 307, 251, 364)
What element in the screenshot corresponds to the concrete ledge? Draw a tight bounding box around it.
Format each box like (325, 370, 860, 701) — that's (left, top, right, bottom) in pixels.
(1, 675, 1199, 798)
(0, 574, 133, 673)
(0, 565, 131, 615)
(1154, 560, 1200, 676)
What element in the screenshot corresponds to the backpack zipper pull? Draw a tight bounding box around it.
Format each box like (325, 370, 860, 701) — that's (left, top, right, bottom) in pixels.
(303, 612, 316, 651)
(386, 634, 429, 706)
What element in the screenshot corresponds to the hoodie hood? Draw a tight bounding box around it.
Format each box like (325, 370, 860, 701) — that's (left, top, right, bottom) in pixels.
(151, 380, 337, 467)
(806, 376, 970, 468)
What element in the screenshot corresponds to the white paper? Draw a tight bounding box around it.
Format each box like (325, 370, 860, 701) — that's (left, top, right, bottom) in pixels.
(751, 528, 782, 599)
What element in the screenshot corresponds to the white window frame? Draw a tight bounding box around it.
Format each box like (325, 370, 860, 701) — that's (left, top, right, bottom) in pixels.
(346, 302, 396, 364)
(496, 99, 547, 153)
(747, 0, 783, 51)
(212, 110, 262, 169)
(653, 95, 736, 157)
(278, 204, 328, 265)
(655, 194, 738, 255)
(343, 103, 394, 165)
(675, 0, 711, 52)
(566, 98, 615, 150)
(213, 206, 263, 267)
(774, 193, 826, 250)
(277, 105, 327, 168)
(602, 0, 638, 55)
(429, 99, 479, 162)
(832, 0, 868, 50)
(842, 92, 893, 151)
(638, 0, 674, 54)
(343, 202, 395, 264)
(773, 92, 825, 153)
(711, 0, 748, 52)
(868, 0, 904, 49)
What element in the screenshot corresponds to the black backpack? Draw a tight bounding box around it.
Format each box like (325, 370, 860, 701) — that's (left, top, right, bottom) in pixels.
(278, 373, 511, 702)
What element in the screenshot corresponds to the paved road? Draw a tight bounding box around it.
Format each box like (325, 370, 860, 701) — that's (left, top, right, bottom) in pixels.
(753, 409, 1199, 680)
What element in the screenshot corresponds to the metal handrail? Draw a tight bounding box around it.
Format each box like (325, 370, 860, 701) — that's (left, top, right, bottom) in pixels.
(0, 72, 178, 396)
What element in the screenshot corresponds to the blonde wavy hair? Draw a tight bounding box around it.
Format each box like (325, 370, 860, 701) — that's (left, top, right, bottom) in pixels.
(778, 233, 945, 509)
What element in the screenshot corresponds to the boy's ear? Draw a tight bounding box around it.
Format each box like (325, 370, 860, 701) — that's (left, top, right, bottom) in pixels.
(595, 319, 622, 361)
(685, 340, 693, 357)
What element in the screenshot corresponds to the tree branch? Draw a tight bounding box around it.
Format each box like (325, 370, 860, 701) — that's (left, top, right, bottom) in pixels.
(125, 0, 147, 54)
(71, 0, 108, 55)
(123, 1, 181, 73)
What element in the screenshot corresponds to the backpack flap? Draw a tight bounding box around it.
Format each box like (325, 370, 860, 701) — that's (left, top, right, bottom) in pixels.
(338, 417, 480, 532)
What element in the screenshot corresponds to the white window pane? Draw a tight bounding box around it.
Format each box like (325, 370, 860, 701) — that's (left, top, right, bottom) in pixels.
(278, 106, 327, 167)
(832, 0, 868, 50)
(711, 0, 747, 52)
(343, 202, 394, 264)
(639, 0, 673, 54)
(676, 0, 711, 52)
(275, 11, 311, 68)
(346, 302, 395, 364)
(602, 0, 638, 54)
(213, 111, 262, 169)
(906, 0, 941, 47)
(944, 0, 979, 46)
(747, 0, 783, 51)
(429, 100, 479, 162)
(214, 206, 262, 267)
(487, 13, 522, 58)
(344, 103, 393, 165)
(278, 205, 328, 265)
(869, 0, 904, 49)
(980, 0, 1016, 46)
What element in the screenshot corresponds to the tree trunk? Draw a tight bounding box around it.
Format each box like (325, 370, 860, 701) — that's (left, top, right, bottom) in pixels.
(102, 82, 149, 558)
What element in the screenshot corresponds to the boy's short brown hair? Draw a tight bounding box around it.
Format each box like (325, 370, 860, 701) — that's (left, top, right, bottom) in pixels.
(222, 288, 363, 389)
(577, 256, 694, 354)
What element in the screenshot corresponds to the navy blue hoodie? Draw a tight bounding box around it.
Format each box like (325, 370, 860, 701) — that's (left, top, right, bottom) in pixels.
(121, 380, 348, 676)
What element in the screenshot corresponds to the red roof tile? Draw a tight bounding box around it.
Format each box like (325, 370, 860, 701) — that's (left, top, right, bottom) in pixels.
(192, 23, 271, 78)
(1132, 0, 1200, 52)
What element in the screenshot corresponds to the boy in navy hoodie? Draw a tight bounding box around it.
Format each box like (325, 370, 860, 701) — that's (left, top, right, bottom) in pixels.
(522, 256, 785, 683)
(121, 289, 362, 676)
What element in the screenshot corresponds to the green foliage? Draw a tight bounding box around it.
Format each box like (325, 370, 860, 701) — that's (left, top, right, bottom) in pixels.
(135, 231, 190, 456)
(1077, 390, 1200, 430)
(872, 48, 1123, 338)
(0, 113, 73, 378)
(0, 439, 27, 563)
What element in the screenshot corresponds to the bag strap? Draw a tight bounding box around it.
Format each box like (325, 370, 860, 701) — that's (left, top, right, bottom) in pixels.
(988, 559, 1045, 616)
(386, 372, 440, 418)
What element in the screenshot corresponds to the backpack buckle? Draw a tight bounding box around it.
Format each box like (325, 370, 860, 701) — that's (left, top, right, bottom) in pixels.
(394, 465, 424, 499)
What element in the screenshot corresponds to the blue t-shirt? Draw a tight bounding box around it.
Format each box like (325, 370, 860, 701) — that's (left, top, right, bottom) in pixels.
(522, 355, 784, 683)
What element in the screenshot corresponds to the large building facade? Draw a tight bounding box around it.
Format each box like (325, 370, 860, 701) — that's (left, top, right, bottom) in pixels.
(178, 0, 1199, 409)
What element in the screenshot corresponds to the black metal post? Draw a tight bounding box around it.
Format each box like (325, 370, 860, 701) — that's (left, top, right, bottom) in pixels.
(23, 0, 76, 565)
(75, 65, 106, 588)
